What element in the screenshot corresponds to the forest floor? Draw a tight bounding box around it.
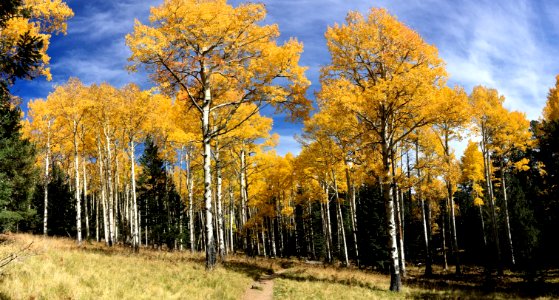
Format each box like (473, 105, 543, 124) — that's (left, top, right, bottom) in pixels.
(1, 233, 558, 299)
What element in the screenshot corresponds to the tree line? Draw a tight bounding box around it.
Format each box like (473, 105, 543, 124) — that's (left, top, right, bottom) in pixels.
(2, 0, 559, 293)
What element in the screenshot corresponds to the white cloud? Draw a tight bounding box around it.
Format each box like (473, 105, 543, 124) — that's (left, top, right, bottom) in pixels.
(275, 135, 302, 157)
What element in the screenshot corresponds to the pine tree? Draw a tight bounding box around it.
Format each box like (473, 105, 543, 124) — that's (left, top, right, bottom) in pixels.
(0, 95, 37, 232)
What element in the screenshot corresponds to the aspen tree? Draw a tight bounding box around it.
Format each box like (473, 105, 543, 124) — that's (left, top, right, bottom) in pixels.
(127, 0, 309, 268)
(431, 86, 470, 274)
(321, 8, 445, 291)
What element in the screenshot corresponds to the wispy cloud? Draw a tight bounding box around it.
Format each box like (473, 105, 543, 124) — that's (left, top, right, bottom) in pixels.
(13, 0, 559, 156)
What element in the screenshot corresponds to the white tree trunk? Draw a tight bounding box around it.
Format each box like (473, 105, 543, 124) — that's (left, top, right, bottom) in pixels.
(131, 140, 139, 252)
(345, 163, 359, 265)
(332, 170, 348, 266)
(43, 122, 51, 235)
(83, 157, 90, 240)
(202, 87, 216, 269)
(214, 144, 226, 260)
(74, 121, 82, 245)
(382, 136, 401, 291)
(105, 129, 115, 246)
(500, 161, 515, 265)
(97, 139, 109, 245)
(186, 149, 195, 253)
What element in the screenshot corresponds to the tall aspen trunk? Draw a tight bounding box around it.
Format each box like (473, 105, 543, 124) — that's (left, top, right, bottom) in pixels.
(416, 140, 432, 275)
(441, 198, 448, 270)
(202, 86, 216, 269)
(332, 170, 348, 266)
(95, 193, 99, 242)
(382, 134, 401, 291)
(229, 185, 235, 254)
(97, 139, 109, 245)
(73, 122, 82, 245)
(449, 192, 461, 275)
(479, 204, 487, 247)
(179, 146, 184, 251)
(500, 160, 515, 266)
(115, 156, 120, 243)
(323, 183, 333, 263)
(481, 135, 502, 275)
(239, 147, 249, 252)
(83, 157, 90, 240)
(105, 129, 115, 246)
(309, 204, 316, 259)
(43, 121, 51, 235)
(391, 155, 405, 278)
(214, 143, 225, 260)
(187, 150, 195, 253)
(444, 136, 461, 275)
(131, 140, 139, 252)
(345, 163, 359, 266)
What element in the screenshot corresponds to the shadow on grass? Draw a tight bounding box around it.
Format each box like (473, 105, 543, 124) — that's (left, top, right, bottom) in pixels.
(222, 259, 274, 280)
(273, 268, 387, 293)
(405, 269, 559, 299)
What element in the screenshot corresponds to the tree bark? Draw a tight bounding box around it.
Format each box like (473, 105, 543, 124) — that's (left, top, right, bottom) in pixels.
(382, 134, 401, 291)
(202, 86, 216, 269)
(131, 140, 139, 252)
(105, 129, 115, 246)
(187, 149, 195, 253)
(97, 139, 109, 245)
(83, 157, 90, 240)
(214, 142, 226, 260)
(444, 135, 461, 275)
(345, 162, 359, 266)
(500, 160, 515, 266)
(332, 170, 349, 266)
(43, 121, 51, 236)
(73, 120, 82, 245)
(481, 137, 503, 275)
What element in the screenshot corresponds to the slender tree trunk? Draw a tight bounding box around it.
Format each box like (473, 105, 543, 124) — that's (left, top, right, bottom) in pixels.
(444, 136, 461, 275)
(131, 140, 139, 252)
(179, 146, 184, 251)
(500, 160, 515, 266)
(202, 92, 216, 269)
(229, 184, 235, 254)
(186, 149, 195, 253)
(73, 123, 82, 245)
(479, 204, 487, 247)
(391, 155, 406, 278)
(332, 170, 348, 266)
(83, 157, 90, 240)
(323, 183, 333, 263)
(214, 143, 226, 260)
(97, 139, 109, 245)
(95, 193, 99, 242)
(345, 162, 359, 266)
(441, 198, 448, 270)
(416, 139, 432, 275)
(105, 129, 115, 246)
(320, 189, 331, 262)
(481, 137, 503, 275)
(382, 137, 401, 291)
(43, 122, 51, 235)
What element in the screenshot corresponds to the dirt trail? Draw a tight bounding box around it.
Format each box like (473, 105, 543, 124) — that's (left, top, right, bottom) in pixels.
(242, 269, 287, 300)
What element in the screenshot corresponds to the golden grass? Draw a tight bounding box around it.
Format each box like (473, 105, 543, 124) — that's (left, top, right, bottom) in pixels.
(0, 234, 253, 299)
(272, 262, 556, 300)
(2, 234, 558, 300)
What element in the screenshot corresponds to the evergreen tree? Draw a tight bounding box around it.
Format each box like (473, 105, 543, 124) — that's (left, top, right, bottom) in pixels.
(32, 165, 74, 236)
(0, 95, 36, 231)
(137, 136, 181, 249)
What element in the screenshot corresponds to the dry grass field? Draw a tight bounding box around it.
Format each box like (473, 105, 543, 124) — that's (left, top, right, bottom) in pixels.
(1, 234, 559, 299)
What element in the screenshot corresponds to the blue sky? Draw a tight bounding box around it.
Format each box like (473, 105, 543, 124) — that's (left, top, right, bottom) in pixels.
(12, 0, 559, 156)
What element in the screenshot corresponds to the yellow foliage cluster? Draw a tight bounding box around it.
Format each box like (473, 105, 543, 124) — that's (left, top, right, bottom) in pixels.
(1, 0, 73, 81)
